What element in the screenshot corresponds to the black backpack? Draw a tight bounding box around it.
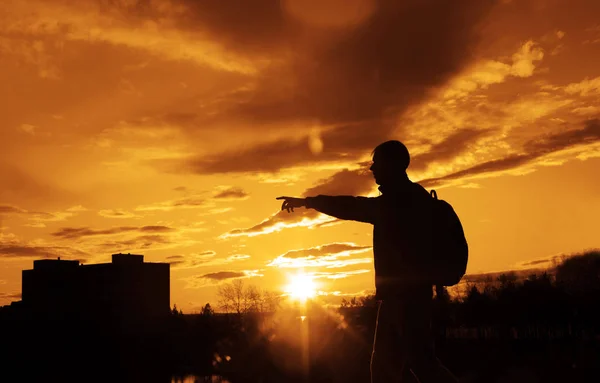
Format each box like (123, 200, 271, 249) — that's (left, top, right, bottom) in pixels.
(428, 190, 468, 286)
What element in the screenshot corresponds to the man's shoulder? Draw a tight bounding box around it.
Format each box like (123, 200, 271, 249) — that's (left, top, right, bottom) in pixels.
(410, 182, 431, 198)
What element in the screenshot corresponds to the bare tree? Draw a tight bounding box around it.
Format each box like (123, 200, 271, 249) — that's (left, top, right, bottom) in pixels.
(217, 279, 281, 314)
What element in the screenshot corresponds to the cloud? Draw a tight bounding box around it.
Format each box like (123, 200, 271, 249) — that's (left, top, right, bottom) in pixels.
(135, 196, 209, 211)
(268, 242, 372, 269)
(223, 115, 599, 238)
(144, 0, 495, 175)
(200, 0, 494, 122)
(303, 168, 375, 196)
(516, 253, 572, 269)
(419, 119, 600, 187)
(0, 244, 89, 259)
(222, 166, 374, 238)
(169, 132, 351, 175)
(410, 128, 493, 172)
(222, 210, 336, 238)
(51, 225, 174, 240)
(0, 205, 28, 214)
(278, 243, 372, 259)
(88, 234, 175, 253)
(1, 0, 258, 75)
(310, 269, 371, 279)
(1, 232, 90, 259)
(167, 251, 251, 269)
(572, 106, 600, 116)
(200, 271, 247, 281)
(0, 203, 87, 227)
(98, 209, 142, 219)
(213, 186, 249, 200)
(182, 268, 266, 288)
(442, 40, 544, 100)
(565, 76, 600, 96)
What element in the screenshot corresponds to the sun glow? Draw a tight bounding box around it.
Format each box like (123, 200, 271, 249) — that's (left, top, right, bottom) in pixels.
(285, 273, 317, 302)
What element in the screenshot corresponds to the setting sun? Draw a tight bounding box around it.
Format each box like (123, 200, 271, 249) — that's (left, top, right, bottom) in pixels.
(285, 273, 317, 302)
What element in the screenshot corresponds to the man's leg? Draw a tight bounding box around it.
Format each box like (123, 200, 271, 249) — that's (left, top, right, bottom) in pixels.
(371, 300, 405, 383)
(402, 298, 458, 383)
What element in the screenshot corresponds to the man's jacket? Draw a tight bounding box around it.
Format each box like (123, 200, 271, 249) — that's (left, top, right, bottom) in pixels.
(305, 180, 434, 298)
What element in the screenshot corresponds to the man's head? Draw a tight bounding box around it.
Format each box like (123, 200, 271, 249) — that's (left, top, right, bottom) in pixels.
(370, 140, 410, 186)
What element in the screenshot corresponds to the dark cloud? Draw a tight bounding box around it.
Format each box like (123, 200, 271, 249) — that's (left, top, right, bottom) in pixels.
(172, 123, 487, 176)
(176, 134, 344, 174)
(518, 254, 568, 268)
(0, 205, 28, 214)
(97, 209, 141, 219)
(419, 119, 600, 187)
(166, 255, 185, 264)
(0, 205, 68, 220)
(520, 259, 555, 267)
(193, 0, 495, 123)
(51, 225, 174, 240)
(135, 196, 208, 211)
(0, 244, 90, 259)
(213, 187, 249, 200)
(93, 234, 173, 252)
(153, 0, 495, 174)
(200, 271, 247, 281)
(139, 225, 174, 233)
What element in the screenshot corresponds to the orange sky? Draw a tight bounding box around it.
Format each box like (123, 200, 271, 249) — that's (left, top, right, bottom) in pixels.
(1, 0, 599, 311)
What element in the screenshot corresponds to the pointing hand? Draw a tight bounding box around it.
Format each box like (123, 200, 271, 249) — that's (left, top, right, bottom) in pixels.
(276, 196, 306, 213)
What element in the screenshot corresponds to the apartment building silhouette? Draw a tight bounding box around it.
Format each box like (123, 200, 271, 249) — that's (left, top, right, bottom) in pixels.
(21, 253, 170, 330)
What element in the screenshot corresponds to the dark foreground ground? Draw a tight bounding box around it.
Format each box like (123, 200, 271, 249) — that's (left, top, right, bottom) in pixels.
(2, 310, 599, 383)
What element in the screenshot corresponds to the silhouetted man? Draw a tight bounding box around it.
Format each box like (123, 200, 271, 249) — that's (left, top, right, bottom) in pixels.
(277, 140, 458, 383)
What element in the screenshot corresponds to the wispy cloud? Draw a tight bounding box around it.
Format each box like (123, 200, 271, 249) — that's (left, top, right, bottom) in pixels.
(311, 269, 371, 280)
(0, 204, 87, 225)
(565, 76, 600, 96)
(419, 119, 600, 188)
(268, 243, 372, 269)
(98, 209, 142, 219)
(1, 0, 259, 74)
(45, 223, 201, 256)
(135, 196, 209, 212)
(221, 167, 374, 238)
(1, 232, 90, 260)
(213, 186, 249, 200)
(167, 251, 251, 270)
(443, 40, 545, 100)
(200, 271, 247, 281)
(183, 269, 264, 288)
(51, 225, 174, 240)
(222, 210, 336, 238)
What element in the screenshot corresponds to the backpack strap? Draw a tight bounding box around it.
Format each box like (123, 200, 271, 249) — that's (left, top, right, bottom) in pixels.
(430, 190, 438, 200)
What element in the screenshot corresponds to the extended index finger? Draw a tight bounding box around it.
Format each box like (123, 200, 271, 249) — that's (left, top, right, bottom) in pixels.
(276, 196, 290, 200)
